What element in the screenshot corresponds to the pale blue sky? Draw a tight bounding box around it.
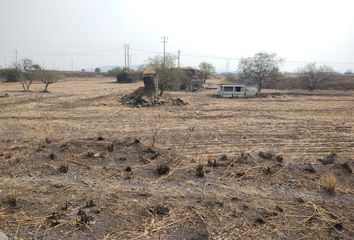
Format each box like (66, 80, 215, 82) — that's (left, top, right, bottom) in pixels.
(0, 0, 354, 72)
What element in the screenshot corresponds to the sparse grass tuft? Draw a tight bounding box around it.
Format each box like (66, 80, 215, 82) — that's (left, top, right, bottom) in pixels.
(4, 193, 17, 207)
(157, 164, 170, 176)
(58, 163, 69, 173)
(0, 141, 5, 155)
(323, 174, 338, 195)
(44, 130, 54, 144)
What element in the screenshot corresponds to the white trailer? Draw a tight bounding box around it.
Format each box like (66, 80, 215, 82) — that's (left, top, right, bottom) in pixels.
(217, 84, 257, 97)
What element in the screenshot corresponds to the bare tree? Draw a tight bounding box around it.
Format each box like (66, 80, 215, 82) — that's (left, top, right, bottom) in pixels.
(297, 63, 334, 91)
(199, 62, 215, 83)
(238, 52, 284, 94)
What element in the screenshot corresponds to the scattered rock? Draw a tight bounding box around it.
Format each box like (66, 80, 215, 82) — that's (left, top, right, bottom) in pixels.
(303, 164, 316, 173)
(97, 136, 104, 141)
(294, 197, 305, 203)
(217, 154, 227, 161)
(171, 97, 188, 106)
(121, 89, 187, 107)
(258, 151, 274, 160)
(339, 162, 353, 174)
(319, 152, 337, 165)
(125, 166, 132, 172)
(255, 217, 266, 225)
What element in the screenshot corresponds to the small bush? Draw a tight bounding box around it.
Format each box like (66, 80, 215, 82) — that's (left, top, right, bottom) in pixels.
(196, 164, 205, 178)
(58, 163, 69, 173)
(157, 164, 170, 176)
(323, 174, 338, 194)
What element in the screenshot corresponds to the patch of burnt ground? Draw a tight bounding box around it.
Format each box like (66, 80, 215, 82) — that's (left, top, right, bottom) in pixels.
(0, 138, 353, 239)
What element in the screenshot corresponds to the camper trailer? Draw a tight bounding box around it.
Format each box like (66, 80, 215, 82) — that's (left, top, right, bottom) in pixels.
(217, 84, 257, 97)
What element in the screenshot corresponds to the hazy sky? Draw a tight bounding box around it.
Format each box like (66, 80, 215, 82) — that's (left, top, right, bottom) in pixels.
(1, 0, 354, 72)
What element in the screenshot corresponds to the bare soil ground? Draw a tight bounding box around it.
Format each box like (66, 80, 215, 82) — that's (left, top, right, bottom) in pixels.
(0, 78, 354, 239)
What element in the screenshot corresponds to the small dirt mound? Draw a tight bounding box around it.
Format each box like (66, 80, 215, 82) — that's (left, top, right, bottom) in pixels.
(120, 88, 188, 107)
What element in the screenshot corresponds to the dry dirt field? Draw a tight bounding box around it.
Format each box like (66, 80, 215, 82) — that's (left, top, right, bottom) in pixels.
(0, 77, 354, 239)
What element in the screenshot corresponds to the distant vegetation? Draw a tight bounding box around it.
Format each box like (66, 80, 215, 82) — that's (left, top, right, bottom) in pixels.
(199, 62, 215, 83)
(238, 52, 284, 94)
(0, 58, 61, 92)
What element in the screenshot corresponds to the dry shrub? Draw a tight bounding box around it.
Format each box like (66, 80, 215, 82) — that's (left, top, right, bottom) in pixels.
(3, 192, 17, 207)
(196, 164, 205, 178)
(323, 174, 338, 194)
(0, 141, 5, 155)
(58, 163, 69, 173)
(44, 130, 54, 144)
(157, 164, 170, 176)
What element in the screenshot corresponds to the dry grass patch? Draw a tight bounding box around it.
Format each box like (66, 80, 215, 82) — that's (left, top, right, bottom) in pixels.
(323, 174, 338, 194)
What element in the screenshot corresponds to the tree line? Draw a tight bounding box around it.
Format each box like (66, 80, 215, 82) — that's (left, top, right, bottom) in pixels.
(0, 58, 60, 92)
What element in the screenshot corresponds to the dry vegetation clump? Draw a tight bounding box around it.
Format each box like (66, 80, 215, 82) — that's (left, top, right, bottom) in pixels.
(195, 164, 205, 178)
(323, 174, 338, 195)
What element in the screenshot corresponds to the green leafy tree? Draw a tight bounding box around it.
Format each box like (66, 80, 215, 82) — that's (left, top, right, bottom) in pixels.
(147, 54, 181, 95)
(16, 58, 37, 91)
(238, 52, 284, 94)
(94, 67, 101, 74)
(107, 67, 122, 77)
(297, 63, 334, 91)
(34, 70, 61, 92)
(199, 62, 215, 83)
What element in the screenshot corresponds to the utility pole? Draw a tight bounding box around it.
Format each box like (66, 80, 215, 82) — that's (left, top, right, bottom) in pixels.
(127, 44, 130, 69)
(71, 59, 74, 71)
(226, 59, 230, 72)
(124, 43, 130, 69)
(123, 43, 127, 68)
(161, 36, 168, 67)
(15, 50, 18, 67)
(4, 57, 6, 68)
(178, 50, 181, 68)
